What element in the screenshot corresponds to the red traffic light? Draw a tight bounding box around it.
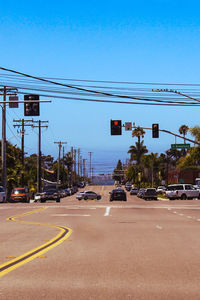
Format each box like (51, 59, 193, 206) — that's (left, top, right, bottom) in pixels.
(110, 120, 122, 135)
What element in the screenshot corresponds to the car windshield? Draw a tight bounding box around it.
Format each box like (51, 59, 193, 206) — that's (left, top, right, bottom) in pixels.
(12, 188, 26, 194)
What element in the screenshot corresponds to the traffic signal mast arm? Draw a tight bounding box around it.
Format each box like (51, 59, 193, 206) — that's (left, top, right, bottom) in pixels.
(130, 125, 200, 146)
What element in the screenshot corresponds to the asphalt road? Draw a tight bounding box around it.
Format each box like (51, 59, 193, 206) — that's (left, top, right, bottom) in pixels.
(1, 185, 200, 299)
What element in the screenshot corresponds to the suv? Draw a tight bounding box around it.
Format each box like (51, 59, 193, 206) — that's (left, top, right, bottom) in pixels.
(143, 188, 157, 201)
(9, 187, 30, 203)
(166, 184, 199, 200)
(110, 188, 127, 201)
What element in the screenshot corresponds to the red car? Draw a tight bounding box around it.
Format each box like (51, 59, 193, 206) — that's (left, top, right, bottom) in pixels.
(10, 187, 30, 203)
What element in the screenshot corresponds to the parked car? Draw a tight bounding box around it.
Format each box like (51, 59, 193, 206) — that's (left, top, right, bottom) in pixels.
(34, 193, 42, 202)
(166, 184, 199, 200)
(64, 188, 71, 196)
(110, 188, 127, 201)
(58, 189, 67, 198)
(143, 188, 157, 201)
(9, 187, 30, 203)
(156, 186, 166, 194)
(78, 182, 86, 188)
(41, 188, 60, 202)
(130, 187, 139, 195)
(76, 190, 101, 200)
(137, 188, 146, 198)
(125, 183, 132, 191)
(0, 186, 6, 203)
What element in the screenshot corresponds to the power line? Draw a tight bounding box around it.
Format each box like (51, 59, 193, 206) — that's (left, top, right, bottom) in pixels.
(1, 66, 200, 106)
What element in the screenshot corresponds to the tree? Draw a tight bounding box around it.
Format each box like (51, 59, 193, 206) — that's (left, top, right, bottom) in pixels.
(128, 141, 148, 165)
(132, 126, 145, 144)
(113, 160, 123, 183)
(179, 125, 189, 144)
(189, 126, 200, 143)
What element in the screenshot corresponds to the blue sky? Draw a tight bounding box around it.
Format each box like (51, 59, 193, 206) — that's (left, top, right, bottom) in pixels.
(1, 0, 200, 174)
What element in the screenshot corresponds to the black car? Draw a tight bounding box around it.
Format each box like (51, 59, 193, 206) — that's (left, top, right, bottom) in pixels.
(110, 188, 127, 201)
(125, 183, 132, 191)
(143, 188, 157, 201)
(41, 188, 60, 203)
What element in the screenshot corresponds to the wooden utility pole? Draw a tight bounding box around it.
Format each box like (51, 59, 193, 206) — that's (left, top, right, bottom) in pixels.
(33, 120, 48, 192)
(54, 141, 67, 187)
(13, 119, 33, 186)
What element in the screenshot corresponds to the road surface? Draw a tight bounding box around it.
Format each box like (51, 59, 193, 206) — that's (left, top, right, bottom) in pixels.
(1, 185, 200, 299)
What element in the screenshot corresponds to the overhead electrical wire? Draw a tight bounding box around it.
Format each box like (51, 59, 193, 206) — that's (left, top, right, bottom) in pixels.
(1, 72, 200, 86)
(0, 66, 200, 106)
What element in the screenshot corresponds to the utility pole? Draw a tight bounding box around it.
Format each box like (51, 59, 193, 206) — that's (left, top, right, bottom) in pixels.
(83, 159, 86, 179)
(74, 148, 77, 183)
(62, 146, 65, 185)
(13, 119, 33, 186)
(0, 86, 18, 193)
(77, 148, 80, 177)
(88, 152, 93, 182)
(70, 147, 74, 186)
(54, 141, 67, 187)
(32, 120, 48, 192)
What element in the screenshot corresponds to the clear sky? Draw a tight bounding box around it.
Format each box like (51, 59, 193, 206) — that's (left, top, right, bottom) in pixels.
(1, 0, 200, 175)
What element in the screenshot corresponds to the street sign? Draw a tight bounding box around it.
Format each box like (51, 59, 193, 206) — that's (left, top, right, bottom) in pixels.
(125, 122, 132, 131)
(171, 143, 190, 149)
(9, 96, 18, 108)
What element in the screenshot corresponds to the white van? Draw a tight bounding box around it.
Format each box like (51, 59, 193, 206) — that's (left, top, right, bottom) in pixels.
(166, 184, 199, 200)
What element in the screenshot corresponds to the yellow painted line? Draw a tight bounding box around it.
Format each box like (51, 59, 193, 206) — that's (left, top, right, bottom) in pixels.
(100, 186, 105, 196)
(0, 207, 72, 277)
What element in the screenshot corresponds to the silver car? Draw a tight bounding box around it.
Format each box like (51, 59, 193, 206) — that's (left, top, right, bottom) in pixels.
(76, 190, 101, 200)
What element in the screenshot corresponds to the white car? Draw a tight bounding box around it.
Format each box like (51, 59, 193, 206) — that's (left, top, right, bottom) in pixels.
(156, 186, 166, 194)
(166, 184, 199, 200)
(0, 186, 6, 203)
(76, 190, 101, 200)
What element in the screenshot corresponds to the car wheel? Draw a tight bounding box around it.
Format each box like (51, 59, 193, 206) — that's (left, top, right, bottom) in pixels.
(56, 198, 60, 203)
(97, 196, 101, 200)
(84, 196, 88, 200)
(181, 194, 187, 200)
(40, 199, 46, 203)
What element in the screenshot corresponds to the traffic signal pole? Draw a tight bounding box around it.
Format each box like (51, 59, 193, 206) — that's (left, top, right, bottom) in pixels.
(131, 125, 200, 146)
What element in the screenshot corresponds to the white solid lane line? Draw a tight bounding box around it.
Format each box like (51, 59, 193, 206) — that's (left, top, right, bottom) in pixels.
(104, 206, 111, 216)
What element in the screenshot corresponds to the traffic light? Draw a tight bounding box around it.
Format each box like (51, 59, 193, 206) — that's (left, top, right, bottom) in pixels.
(152, 123, 159, 138)
(24, 94, 40, 116)
(110, 120, 122, 135)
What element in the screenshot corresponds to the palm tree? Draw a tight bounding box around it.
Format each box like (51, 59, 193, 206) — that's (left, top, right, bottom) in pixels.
(179, 125, 189, 144)
(132, 127, 146, 144)
(128, 141, 148, 165)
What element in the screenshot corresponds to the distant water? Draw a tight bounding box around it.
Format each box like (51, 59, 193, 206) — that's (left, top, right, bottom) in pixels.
(92, 178, 115, 185)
